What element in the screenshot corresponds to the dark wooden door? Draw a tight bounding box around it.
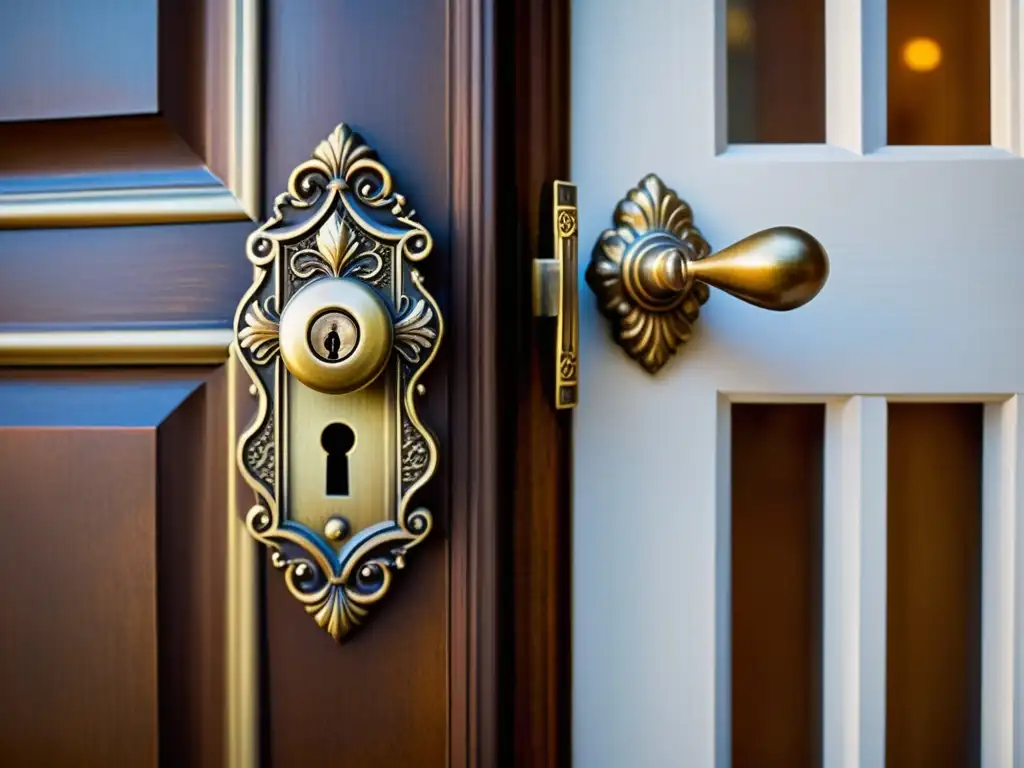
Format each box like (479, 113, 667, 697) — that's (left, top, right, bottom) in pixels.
(0, 2, 482, 766)
(0, 2, 574, 766)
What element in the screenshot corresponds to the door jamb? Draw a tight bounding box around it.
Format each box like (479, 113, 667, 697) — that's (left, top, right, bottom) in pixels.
(449, 1, 573, 765)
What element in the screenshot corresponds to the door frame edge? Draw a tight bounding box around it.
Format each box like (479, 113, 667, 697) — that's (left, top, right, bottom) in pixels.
(448, 0, 573, 766)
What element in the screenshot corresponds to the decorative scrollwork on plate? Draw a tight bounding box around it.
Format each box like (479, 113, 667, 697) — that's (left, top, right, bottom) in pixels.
(244, 409, 276, 487)
(232, 123, 442, 642)
(559, 351, 577, 381)
(238, 298, 280, 363)
(401, 416, 430, 487)
(394, 294, 437, 364)
(557, 209, 577, 238)
(290, 211, 384, 283)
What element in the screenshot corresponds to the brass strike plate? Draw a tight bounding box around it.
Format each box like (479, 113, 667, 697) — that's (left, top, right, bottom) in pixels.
(533, 180, 578, 409)
(233, 124, 443, 642)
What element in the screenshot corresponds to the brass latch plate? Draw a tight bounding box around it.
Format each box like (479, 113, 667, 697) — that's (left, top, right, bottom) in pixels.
(533, 180, 578, 409)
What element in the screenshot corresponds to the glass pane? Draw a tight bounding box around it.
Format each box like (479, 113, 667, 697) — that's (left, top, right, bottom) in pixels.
(888, 0, 990, 145)
(732, 404, 824, 768)
(726, 0, 825, 143)
(887, 404, 982, 766)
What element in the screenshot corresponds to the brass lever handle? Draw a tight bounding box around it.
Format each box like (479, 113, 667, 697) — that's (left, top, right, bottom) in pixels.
(644, 226, 828, 311)
(586, 174, 829, 372)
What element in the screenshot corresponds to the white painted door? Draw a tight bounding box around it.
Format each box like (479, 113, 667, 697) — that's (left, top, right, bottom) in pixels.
(572, 1, 1024, 766)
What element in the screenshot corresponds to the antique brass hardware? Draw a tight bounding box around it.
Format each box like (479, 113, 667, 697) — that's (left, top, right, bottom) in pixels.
(532, 180, 579, 409)
(278, 276, 394, 394)
(233, 124, 443, 642)
(586, 173, 829, 372)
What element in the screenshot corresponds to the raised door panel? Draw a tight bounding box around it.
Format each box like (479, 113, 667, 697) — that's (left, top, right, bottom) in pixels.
(0, 0, 158, 122)
(0, 371, 227, 767)
(0, 0, 255, 329)
(0, 0, 258, 226)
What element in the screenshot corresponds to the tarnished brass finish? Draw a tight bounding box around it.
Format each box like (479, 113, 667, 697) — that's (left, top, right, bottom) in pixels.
(586, 174, 829, 372)
(233, 124, 443, 642)
(532, 181, 579, 409)
(286, 371, 395, 552)
(278, 277, 394, 394)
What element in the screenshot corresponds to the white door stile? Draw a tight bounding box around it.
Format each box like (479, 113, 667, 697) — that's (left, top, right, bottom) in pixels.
(714, 394, 732, 768)
(823, 396, 888, 768)
(981, 396, 1023, 768)
(825, 0, 886, 155)
(991, 0, 1024, 155)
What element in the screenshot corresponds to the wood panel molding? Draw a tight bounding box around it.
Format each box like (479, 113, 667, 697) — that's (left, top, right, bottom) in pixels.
(0, 328, 232, 366)
(157, 372, 231, 768)
(0, 427, 163, 765)
(448, 0, 501, 764)
(0, 219, 254, 328)
(0, 372, 228, 766)
(0, 0, 259, 228)
(0, 176, 250, 229)
(225, 349, 260, 768)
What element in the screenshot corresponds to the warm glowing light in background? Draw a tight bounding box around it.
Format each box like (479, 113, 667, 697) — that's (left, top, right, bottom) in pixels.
(902, 37, 942, 72)
(726, 7, 754, 49)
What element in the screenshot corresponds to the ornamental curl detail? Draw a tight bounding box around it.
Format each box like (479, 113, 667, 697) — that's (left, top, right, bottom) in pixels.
(586, 174, 710, 373)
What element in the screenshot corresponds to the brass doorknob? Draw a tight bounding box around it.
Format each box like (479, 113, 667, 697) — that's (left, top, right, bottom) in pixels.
(586, 173, 829, 372)
(277, 275, 395, 395)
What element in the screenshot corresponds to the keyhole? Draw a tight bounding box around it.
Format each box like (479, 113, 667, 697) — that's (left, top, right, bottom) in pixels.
(321, 423, 356, 496)
(324, 325, 341, 360)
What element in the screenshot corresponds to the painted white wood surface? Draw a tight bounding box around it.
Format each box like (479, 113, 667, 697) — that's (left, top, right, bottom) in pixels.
(571, 1, 1024, 766)
(822, 397, 887, 768)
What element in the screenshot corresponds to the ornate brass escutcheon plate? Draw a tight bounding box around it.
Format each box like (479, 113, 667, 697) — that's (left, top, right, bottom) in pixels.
(233, 124, 443, 642)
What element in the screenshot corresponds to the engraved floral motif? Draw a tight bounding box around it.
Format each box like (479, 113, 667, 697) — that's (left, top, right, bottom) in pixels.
(557, 209, 577, 237)
(586, 173, 710, 373)
(394, 296, 437, 364)
(267, 549, 404, 642)
(311, 124, 393, 207)
(305, 584, 370, 642)
(238, 298, 280, 363)
(401, 417, 429, 486)
(559, 351, 577, 380)
(289, 212, 383, 282)
(371, 256, 391, 290)
(244, 408, 275, 486)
